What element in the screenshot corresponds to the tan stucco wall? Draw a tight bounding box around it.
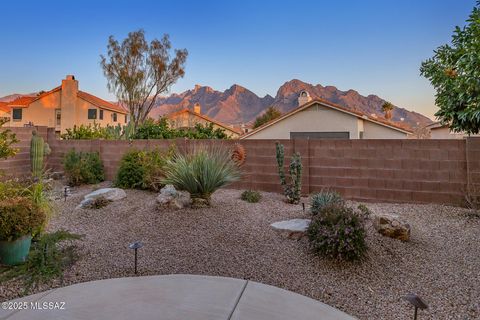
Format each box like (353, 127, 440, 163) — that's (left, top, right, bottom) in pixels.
(430, 127, 468, 139)
(9, 91, 126, 134)
(245, 104, 360, 139)
(362, 120, 408, 139)
(168, 112, 239, 138)
(244, 103, 408, 140)
(9, 91, 61, 128)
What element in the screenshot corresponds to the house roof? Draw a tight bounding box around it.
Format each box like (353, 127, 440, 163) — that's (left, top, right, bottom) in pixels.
(425, 121, 449, 130)
(0, 102, 10, 113)
(77, 91, 127, 114)
(6, 86, 127, 114)
(240, 99, 413, 139)
(166, 109, 241, 135)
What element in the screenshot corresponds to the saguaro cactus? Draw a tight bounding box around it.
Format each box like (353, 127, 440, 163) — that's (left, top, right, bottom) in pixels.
(30, 130, 50, 178)
(275, 142, 302, 204)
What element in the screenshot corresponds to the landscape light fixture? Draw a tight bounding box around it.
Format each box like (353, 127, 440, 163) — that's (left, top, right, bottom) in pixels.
(64, 186, 70, 202)
(128, 241, 144, 274)
(302, 202, 305, 213)
(403, 293, 428, 320)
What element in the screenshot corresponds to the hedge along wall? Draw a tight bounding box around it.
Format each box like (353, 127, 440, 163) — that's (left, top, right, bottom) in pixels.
(3, 127, 480, 206)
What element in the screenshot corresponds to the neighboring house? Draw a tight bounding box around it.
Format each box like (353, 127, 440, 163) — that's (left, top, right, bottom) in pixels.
(426, 122, 477, 139)
(6, 75, 128, 134)
(0, 102, 10, 121)
(241, 94, 412, 140)
(166, 103, 241, 138)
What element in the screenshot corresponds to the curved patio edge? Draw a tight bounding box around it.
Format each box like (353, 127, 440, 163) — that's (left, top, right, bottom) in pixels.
(0, 274, 356, 320)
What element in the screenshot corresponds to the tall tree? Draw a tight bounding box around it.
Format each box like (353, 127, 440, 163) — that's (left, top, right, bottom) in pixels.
(253, 106, 282, 128)
(381, 101, 394, 120)
(100, 30, 188, 131)
(420, 2, 480, 134)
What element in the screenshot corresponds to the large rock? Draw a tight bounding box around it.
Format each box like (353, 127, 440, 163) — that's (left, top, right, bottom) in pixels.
(271, 219, 311, 240)
(373, 214, 411, 241)
(77, 188, 126, 209)
(156, 185, 191, 210)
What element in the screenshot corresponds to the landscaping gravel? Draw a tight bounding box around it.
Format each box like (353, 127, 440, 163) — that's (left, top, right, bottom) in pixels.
(1, 183, 479, 320)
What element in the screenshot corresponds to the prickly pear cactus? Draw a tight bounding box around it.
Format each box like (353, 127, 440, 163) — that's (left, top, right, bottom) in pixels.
(30, 130, 45, 178)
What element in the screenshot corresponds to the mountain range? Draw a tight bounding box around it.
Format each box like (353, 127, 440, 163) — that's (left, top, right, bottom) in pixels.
(149, 79, 432, 128)
(0, 79, 433, 129)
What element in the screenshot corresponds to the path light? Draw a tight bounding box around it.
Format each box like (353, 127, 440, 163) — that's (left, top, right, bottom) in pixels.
(128, 241, 144, 275)
(64, 186, 71, 201)
(403, 293, 428, 320)
(302, 202, 305, 213)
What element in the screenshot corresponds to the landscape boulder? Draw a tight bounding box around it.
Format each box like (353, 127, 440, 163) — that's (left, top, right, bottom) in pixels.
(373, 214, 411, 241)
(77, 188, 126, 209)
(270, 219, 311, 240)
(156, 185, 191, 210)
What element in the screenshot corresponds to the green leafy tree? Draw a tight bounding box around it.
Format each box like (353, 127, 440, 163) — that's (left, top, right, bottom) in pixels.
(381, 101, 394, 120)
(100, 30, 188, 132)
(253, 106, 282, 129)
(420, 2, 480, 134)
(0, 118, 19, 159)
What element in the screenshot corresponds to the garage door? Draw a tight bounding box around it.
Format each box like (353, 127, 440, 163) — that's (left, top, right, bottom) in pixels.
(290, 132, 350, 139)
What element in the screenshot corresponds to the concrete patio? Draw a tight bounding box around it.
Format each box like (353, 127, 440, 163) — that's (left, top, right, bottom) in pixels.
(0, 275, 356, 320)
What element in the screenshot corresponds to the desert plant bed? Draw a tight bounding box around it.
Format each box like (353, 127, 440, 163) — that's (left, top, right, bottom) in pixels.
(0, 183, 479, 320)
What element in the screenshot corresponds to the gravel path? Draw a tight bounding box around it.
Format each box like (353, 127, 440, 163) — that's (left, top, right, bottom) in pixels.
(1, 183, 479, 319)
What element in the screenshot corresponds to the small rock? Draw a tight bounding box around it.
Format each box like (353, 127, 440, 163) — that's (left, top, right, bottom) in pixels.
(373, 214, 411, 241)
(271, 219, 311, 240)
(156, 185, 191, 209)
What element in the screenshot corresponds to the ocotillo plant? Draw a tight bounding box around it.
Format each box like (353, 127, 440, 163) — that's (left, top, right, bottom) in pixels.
(30, 130, 50, 178)
(275, 142, 302, 204)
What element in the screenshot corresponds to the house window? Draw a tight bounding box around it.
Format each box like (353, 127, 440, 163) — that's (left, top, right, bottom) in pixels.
(12, 108, 22, 121)
(99, 110, 104, 120)
(112, 113, 117, 122)
(88, 109, 97, 120)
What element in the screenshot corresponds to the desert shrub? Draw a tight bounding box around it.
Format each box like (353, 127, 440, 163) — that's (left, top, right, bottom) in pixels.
(0, 118, 19, 160)
(0, 230, 82, 293)
(86, 196, 111, 209)
(133, 118, 229, 139)
(115, 148, 173, 191)
(241, 190, 262, 203)
(61, 123, 133, 140)
(307, 205, 367, 261)
(162, 145, 241, 205)
(310, 190, 344, 215)
(357, 204, 372, 217)
(0, 197, 46, 242)
(63, 150, 104, 186)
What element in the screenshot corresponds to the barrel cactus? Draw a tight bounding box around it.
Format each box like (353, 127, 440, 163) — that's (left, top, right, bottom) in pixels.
(30, 130, 50, 178)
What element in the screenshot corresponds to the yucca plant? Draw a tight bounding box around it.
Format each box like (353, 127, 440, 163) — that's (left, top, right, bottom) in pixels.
(162, 145, 241, 206)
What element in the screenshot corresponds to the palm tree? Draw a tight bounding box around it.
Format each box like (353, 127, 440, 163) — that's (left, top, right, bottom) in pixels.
(381, 101, 394, 120)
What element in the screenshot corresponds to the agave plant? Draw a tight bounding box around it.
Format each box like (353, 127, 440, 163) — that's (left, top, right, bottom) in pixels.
(162, 145, 241, 206)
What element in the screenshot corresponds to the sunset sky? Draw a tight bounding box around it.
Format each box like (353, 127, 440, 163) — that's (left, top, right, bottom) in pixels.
(0, 0, 475, 119)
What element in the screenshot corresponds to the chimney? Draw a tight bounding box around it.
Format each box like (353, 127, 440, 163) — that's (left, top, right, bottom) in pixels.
(193, 102, 201, 114)
(298, 90, 312, 106)
(60, 75, 79, 133)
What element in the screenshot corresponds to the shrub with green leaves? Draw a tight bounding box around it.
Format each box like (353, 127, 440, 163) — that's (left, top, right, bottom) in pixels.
(0, 230, 82, 293)
(307, 205, 367, 261)
(0, 197, 46, 242)
(0, 118, 19, 160)
(162, 145, 241, 205)
(115, 148, 173, 191)
(310, 191, 345, 216)
(63, 150, 104, 186)
(241, 190, 262, 203)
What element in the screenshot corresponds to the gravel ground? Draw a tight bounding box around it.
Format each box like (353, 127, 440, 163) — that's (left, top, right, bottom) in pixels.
(1, 183, 479, 320)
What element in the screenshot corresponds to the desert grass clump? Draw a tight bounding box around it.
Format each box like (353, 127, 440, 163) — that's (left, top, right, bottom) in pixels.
(310, 190, 344, 216)
(162, 145, 241, 206)
(63, 150, 104, 186)
(240, 190, 262, 203)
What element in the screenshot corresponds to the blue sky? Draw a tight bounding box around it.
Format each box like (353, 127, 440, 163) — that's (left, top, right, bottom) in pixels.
(0, 0, 475, 119)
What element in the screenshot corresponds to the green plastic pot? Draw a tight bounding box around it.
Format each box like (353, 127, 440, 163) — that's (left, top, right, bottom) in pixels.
(0, 235, 32, 266)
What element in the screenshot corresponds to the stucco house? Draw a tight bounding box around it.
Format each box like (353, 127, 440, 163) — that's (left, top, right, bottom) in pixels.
(0, 102, 10, 121)
(425, 122, 477, 139)
(166, 103, 241, 138)
(241, 94, 412, 140)
(6, 75, 128, 134)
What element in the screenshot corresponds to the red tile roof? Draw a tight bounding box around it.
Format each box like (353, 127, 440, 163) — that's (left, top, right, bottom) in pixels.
(166, 109, 241, 135)
(77, 91, 127, 114)
(0, 102, 10, 113)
